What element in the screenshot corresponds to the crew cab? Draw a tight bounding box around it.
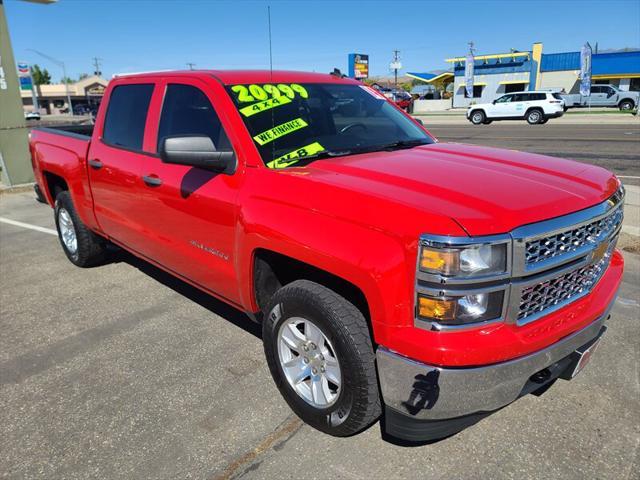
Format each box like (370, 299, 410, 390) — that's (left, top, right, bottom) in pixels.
(29, 70, 624, 442)
(468, 91, 565, 125)
(561, 84, 639, 111)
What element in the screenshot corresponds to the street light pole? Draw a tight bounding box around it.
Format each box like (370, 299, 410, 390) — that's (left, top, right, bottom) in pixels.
(27, 48, 73, 116)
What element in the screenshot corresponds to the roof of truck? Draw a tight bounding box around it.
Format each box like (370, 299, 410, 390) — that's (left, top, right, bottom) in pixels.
(112, 70, 359, 85)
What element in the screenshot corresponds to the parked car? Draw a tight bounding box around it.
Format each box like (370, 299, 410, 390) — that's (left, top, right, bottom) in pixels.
(468, 91, 565, 125)
(560, 84, 639, 111)
(24, 111, 41, 121)
(30, 70, 624, 442)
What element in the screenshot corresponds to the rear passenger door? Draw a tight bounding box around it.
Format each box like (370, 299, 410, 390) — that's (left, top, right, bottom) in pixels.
(509, 93, 529, 117)
(89, 81, 156, 252)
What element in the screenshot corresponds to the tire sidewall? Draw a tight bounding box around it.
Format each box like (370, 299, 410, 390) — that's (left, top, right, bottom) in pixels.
(470, 110, 484, 125)
(263, 287, 367, 435)
(54, 193, 80, 264)
(527, 109, 542, 124)
(620, 100, 633, 111)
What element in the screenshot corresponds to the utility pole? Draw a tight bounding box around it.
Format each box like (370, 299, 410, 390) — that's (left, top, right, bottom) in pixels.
(92, 57, 102, 76)
(186, 62, 196, 70)
(390, 49, 401, 88)
(27, 48, 72, 116)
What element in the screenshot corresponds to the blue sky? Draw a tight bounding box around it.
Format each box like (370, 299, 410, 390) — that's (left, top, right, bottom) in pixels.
(5, 0, 640, 81)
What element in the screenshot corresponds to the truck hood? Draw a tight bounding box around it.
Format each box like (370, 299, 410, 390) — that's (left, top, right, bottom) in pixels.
(307, 143, 618, 236)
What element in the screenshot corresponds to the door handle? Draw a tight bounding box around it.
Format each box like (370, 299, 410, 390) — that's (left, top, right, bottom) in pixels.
(88, 159, 103, 169)
(142, 175, 163, 187)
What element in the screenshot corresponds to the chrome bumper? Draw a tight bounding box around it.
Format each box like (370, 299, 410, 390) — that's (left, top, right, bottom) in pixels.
(377, 301, 614, 421)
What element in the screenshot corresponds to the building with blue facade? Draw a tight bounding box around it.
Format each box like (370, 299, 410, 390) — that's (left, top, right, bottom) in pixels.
(409, 43, 640, 108)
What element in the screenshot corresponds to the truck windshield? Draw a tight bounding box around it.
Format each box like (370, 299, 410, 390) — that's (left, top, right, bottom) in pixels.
(226, 83, 434, 169)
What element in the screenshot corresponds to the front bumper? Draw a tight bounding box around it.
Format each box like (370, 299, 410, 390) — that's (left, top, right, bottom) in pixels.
(377, 296, 615, 440)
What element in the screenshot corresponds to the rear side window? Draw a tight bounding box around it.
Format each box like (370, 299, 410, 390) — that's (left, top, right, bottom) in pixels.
(157, 84, 231, 151)
(103, 84, 154, 150)
(552, 93, 563, 100)
(530, 93, 546, 101)
(513, 93, 528, 102)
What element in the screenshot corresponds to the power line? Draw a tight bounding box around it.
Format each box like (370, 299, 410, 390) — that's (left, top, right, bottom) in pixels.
(186, 62, 196, 70)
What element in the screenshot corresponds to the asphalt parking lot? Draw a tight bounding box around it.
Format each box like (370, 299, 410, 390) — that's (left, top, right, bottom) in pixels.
(1, 127, 639, 479)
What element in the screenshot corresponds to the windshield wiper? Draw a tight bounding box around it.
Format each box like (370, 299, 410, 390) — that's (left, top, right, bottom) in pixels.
(371, 139, 432, 152)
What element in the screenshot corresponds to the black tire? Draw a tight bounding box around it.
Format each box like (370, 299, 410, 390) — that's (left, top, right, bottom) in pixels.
(482, 119, 493, 125)
(263, 280, 381, 437)
(526, 109, 543, 125)
(54, 191, 106, 267)
(470, 110, 485, 125)
(619, 100, 634, 111)
(539, 118, 549, 124)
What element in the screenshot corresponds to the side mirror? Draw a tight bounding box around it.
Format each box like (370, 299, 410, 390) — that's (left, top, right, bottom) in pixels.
(492, 100, 497, 104)
(160, 135, 235, 173)
(415, 118, 424, 126)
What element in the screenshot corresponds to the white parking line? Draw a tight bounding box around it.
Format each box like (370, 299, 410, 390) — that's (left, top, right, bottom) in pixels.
(0, 217, 57, 236)
(619, 176, 640, 179)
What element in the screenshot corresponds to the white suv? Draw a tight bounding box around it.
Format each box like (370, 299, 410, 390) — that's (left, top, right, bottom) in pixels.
(467, 91, 565, 125)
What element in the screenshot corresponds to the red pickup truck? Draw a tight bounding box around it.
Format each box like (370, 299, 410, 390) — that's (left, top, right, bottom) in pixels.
(29, 70, 624, 442)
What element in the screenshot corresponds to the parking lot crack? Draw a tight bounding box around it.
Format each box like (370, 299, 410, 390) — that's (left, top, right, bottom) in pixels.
(210, 415, 303, 480)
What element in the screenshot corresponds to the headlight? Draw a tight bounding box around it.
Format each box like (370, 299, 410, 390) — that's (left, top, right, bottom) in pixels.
(419, 243, 507, 277)
(417, 291, 504, 326)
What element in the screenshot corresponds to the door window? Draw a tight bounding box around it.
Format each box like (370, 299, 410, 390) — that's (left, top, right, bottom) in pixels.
(157, 84, 231, 151)
(103, 84, 154, 150)
(495, 94, 513, 103)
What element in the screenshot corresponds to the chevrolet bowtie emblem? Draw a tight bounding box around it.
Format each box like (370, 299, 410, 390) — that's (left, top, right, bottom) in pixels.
(592, 240, 609, 263)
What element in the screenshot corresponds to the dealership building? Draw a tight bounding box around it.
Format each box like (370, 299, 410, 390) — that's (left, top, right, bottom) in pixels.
(409, 43, 640, 108)
(21, 75, 107, 114)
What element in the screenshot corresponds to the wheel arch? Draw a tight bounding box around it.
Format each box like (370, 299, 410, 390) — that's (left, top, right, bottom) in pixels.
(252, 248, 374, 340)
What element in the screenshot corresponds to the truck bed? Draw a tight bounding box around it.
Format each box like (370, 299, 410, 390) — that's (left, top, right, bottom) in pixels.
(33, 123, 94, 139)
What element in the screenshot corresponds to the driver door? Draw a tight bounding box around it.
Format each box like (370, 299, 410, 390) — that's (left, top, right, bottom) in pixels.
(490, 94, 514, 117)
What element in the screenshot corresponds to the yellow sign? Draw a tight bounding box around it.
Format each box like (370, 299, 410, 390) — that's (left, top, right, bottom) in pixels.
(239, 95, 292, 117)
(253, 118, 308, 146)
(231, 83, 309, 103)
(266, 142, 325, 169)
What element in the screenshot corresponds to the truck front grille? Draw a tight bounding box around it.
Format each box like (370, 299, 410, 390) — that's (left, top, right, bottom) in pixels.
(518, 256, 608, 321)
(525, 207, 623, 267)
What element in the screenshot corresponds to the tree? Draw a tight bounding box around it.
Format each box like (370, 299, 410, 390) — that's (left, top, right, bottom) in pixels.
(31, 64, 51, 85)
(78, 73, 89, 80)
(60, 76, 74, 84)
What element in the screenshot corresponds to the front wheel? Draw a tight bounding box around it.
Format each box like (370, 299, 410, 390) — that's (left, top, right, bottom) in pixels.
(263, 280, 381, 437)
(526, 109, 543, 125)
(470, 110, 485, 125)
(619, 100, 635, 111)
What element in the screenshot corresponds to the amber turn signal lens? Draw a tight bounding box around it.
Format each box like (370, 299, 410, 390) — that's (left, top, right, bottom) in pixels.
(420, 248, 458, 274)
(418, 296, 456, 321)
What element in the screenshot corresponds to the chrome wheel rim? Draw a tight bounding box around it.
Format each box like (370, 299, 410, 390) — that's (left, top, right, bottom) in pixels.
(58, 208, 78, 254)
(277, 317, 341, 408)
(472, 113, 482, 123)
(529, 111, 540, 122)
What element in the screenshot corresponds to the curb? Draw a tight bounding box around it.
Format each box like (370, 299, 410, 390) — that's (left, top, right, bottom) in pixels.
(0, 183, 35, 196)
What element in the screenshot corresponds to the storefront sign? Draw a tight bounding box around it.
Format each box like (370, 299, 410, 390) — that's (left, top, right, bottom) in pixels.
(348, 53, 369, 79)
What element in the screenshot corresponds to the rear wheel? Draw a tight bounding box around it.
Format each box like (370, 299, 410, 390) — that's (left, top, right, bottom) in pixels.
(470, 110, 485, 125)
(619, 100, 635, 111)
(54, 191, 107, 267)
(539, 118, 549, 124)
(526, 109, 543, 125)
(263, 280, 381, 437)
